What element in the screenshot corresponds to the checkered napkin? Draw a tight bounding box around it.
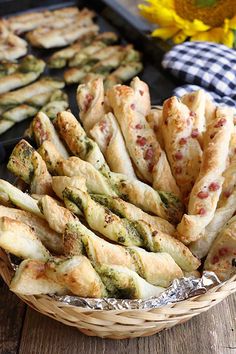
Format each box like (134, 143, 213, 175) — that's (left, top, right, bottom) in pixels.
(162, 41, 236, 108)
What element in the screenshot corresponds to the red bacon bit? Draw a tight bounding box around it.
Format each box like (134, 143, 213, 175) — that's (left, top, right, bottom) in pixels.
(130, 103, 135, 110)
(190, 111, 196, 117)
(219, 248, 228, 256)
(175, 166, 182, 174)
(214, 118, 226, 128)
(212, 255, 219, 264)
(191, 128, 199, 138)
(179, 137, 187, 145)
(136, 136, 147, 146)
(144, 147, 154, 160)
(84, 94, 94, 112)
(148, 162, 154, 172)
(139, 90, 144, 96)
(224, 190, 232, 198)
(209, 182, 220, 191)
(135, 123, 142, 129)
(198, 207, 206, 216)
(99, 120, 107, 133)
(174, 151, 183, 160)
(164, 119, 168, 125)
(154, 124, 159, 133)
(197, 191, 209, 199)
(210, 132, 216, 139)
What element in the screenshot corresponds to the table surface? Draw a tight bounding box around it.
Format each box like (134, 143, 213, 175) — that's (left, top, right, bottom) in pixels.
(0, 1, 236, 353)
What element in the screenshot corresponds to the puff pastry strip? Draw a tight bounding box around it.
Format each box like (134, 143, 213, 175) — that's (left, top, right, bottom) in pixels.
(190, 190, 236, 259)
(59, 156, 183, 222)
(7, 139, 53, 196)
(90, 112, 137, 178)
(181, 90, 206, 143)
(204, 215, 236, 281)
(0, 205, 63, 254)
(55, 111, 109, 174)
(162, 97, 202, 199)
(32, 112, 69, 159)
(177, 106, 234, 244)
(107, 78, 180, 196)
(64, 187, 199, 271)
(64, 221, 183, 287)
(76, 77, 106, 133)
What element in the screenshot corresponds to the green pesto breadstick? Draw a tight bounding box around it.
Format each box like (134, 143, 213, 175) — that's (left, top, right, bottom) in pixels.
(54, 111, 110, 173)
(0, 119, 14, 134)
(7, 139, 53, 195)
(2, 104, 38, 122)
(104, 62, 143, 89)
(0, 55, 45, 94)
(0, 77, 64, 108)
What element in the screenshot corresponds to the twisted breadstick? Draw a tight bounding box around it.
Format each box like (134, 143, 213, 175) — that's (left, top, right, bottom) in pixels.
(204, 215, 236, 281)
(177, 106, 234, 244)
(7, 139, 53, 196)
(76, 77, 106, 133)
(90, 112, 137, 178)
(107, 78, 180, 196)
(64, 221, 183, 287)
(181, 90, 206, 143)
(55, 111, 109, 174)
(162, 97, 202, 199)
(63, 187, 199, 271)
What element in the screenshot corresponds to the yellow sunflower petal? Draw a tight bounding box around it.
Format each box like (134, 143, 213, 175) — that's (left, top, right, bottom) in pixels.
(228, 15, 236, 30)
(173, 31, 188, 44)
(151, 26, 179, 40)
(173, 14, 210, 36)
(191, 27, 224, 44)
(138, 2, 176, 27)
(222, 29, 234, 48)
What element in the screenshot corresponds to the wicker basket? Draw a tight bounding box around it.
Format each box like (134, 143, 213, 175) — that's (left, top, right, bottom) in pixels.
(0, 248, 235, 339)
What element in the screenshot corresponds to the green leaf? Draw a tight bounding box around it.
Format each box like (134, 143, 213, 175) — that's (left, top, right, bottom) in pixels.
(195, 0, 218, 7)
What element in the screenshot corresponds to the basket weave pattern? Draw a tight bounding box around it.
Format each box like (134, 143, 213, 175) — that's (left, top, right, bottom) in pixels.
(1, 248, 235, 339)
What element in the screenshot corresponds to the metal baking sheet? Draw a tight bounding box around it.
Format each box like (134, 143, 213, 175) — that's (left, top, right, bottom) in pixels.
(0, 0, 178, 154)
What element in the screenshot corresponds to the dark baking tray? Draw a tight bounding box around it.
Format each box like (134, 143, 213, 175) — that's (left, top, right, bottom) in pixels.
(0, 0, 179, 161)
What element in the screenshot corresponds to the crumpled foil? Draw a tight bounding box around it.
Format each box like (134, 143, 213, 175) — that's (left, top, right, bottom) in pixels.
(8, 254, 221, 310)
(53, 272, 221, 310)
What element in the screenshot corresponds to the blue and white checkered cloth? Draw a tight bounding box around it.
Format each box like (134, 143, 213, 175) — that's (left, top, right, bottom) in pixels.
(162, 41, 236, 108)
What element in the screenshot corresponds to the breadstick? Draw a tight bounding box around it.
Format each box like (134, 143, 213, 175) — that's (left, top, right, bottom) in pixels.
(32, 112, 69, 159)
(162, 97, 202, 199)
(177, 106, 234, 244)
(7, 139, 53, 196)
(90, 112, 137, 178)
(76, 77, 106, 133)
(181, 89, 206, 142)
(107, 78, 180, 196)
(204, 215, 236, 281)
(64, 221, 183, 287)
(190, 190, 236, 258)
(55, 111, 109, 173)
(146, 107, 164, 148)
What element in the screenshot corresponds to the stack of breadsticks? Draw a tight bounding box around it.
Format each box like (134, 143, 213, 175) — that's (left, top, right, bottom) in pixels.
(0, 77, 234, 300)
(0, 55, 69, 135)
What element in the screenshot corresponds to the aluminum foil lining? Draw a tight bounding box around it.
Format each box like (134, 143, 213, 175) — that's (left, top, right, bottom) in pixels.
(53, 272, 221, 310)
(8, 255, 221, 310)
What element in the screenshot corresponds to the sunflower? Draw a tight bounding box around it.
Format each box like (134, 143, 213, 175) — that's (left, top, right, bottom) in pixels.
(138, 0, 236, 48)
